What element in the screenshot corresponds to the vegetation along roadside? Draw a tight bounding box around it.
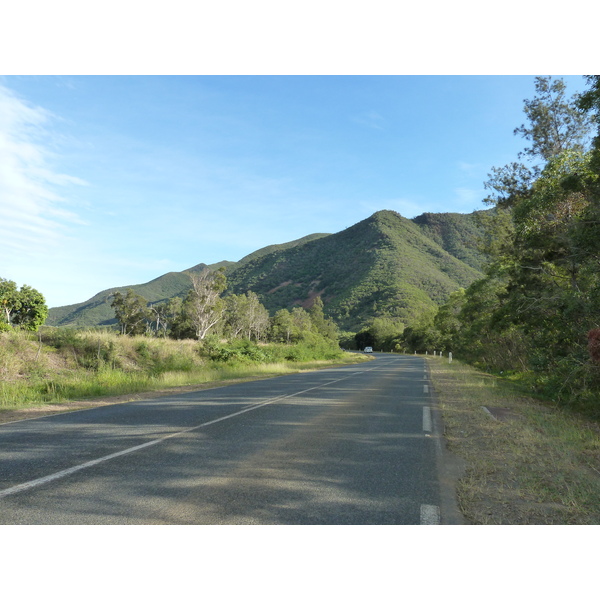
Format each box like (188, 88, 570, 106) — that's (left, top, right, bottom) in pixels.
(428, 355, 600, 524)
(3, 76, 600, 524)
(0, 327, 371, 424)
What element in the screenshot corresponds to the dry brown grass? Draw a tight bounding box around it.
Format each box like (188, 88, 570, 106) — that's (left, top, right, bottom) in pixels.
(0, 329, 371, 422)
(428, 357, 600, 524)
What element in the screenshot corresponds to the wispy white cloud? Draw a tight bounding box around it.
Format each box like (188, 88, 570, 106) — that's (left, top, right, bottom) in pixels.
(0, 84, 88, 258)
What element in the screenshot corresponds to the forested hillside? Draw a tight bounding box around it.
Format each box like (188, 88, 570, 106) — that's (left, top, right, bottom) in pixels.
(412, 211, 489, 272)
(407, 76, 600, 412)
(46, 209, 486, 331)
(46, 235, 328, 328)
(227, 210, 483, 330)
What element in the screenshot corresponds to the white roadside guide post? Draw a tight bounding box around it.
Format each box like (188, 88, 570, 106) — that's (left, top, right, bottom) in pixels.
(449, 352, 453, 364)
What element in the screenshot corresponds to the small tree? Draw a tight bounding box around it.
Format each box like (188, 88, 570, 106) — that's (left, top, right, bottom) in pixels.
(169, 297, 195, 339)
(290, 307, 314, 340)
(185, 268, 227, 340)
(0, 278, 48, 331)
(110, 289, 150, 335)
(147, 300, 182, 337)
(0, 279, 20, 326)
(245, 291, 270, 341)
(485, 76, 594, 208)
(308, 296, 338, 342)
(514, 76, 593, 163)
(270, 309, 297, 343)
(225, 294, 250, 339)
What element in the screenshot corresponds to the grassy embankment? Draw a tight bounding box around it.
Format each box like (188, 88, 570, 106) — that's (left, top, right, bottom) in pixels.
(427, 355, 600, 524)
(0, 328, 370, 417)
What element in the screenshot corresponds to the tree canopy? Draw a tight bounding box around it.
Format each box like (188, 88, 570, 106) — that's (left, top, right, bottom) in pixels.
(414, 76, 600, 412)
(0, 279, 48, 332)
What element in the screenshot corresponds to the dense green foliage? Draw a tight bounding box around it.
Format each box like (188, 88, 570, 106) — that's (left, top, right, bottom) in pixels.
(353, 316, 405, 352)
(0, 327, 362, 410)
(46, 210, 486, 332)
(0, 279, 48, 332)
(412, 211, 489, 272)
(410, 76, 600, 413)
(110, 289, 150, 335)
(83, 268, 343, 371)
(226, 209, 484, 331)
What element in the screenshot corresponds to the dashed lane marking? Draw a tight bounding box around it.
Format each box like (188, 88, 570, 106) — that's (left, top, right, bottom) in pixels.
(420, 504, 441, 524)
(423, 406, 432, 433)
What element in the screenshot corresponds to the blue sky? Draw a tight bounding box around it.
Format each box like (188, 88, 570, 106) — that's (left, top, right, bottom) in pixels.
(0, 74, 593, 308)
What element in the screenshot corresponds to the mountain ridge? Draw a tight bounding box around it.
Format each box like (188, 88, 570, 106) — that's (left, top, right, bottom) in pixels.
(46, 209, 487, 331)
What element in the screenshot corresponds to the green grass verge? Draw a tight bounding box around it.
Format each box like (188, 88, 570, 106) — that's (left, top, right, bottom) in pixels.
(0, 327, 370, 412)
(1, 360, 360, 409)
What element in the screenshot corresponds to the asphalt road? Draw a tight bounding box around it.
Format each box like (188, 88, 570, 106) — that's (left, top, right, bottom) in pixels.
(0, 353, 452, 524)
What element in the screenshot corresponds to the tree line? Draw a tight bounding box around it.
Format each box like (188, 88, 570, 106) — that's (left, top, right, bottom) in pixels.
(402, 76, 600, 411)
(110, 267, 339, 346)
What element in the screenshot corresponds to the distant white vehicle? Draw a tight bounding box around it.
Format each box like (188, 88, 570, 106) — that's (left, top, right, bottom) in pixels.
(364, 346, 373, 353)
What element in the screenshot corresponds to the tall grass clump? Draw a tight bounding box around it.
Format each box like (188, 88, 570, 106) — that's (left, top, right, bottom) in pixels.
(0, 328, 365, 412)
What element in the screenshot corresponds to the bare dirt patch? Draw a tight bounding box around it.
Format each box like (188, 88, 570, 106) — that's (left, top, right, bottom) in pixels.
(267, 280, 293, 294)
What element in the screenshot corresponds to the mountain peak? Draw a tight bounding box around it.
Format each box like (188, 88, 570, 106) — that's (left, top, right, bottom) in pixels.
(46, 210, 486, 331)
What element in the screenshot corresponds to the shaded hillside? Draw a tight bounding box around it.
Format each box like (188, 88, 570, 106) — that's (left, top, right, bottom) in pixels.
(227, 210, 484, 330)
(412, 210, 488, 271)
(47, 209, 486, 331)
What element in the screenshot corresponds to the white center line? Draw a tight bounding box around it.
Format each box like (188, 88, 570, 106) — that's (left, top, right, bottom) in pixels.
(0, 372, 360, 499)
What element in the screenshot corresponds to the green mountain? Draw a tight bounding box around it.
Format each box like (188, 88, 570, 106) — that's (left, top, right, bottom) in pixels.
(46, 270, 200, 328)
(226, 210, 485, 330)
(45, 235, 329, 328)
(46, 210, 486, 331)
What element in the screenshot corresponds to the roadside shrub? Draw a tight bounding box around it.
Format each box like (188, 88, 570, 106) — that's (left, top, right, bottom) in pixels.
(284, 333, 343, 362)
(207, 338, 270, 364)
(0, 327, 357, 411)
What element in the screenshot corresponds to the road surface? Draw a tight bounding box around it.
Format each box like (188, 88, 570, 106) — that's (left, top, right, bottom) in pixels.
(0, 353, 458, 524)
